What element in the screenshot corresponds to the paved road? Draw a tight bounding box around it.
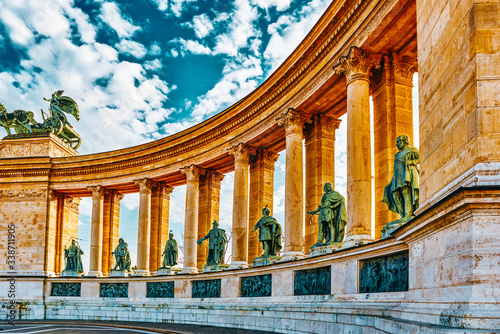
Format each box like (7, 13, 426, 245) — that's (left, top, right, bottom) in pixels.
(0, 322, 277, 334)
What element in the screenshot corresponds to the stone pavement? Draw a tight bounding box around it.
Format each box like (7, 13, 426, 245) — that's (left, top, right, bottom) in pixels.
(0, 321, 277, 333)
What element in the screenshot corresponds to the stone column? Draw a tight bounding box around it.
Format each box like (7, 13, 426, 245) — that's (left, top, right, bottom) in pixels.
(304, 115, 341, 253)
(248, 149, 279, 264)
(150, 183, 173, 274)
(87, 185, 107, 277)
(102, 191, 123, 276)
(197, 170, 224, 270)
(371, 53, 417, 239)
(180, 165, 204, 274)
(334, 46, 381, 247)
(227, 143, 255, 269)
(276, 108, 306, 261)
(55, 195, 81, 275)
(134, 178, 156, 276)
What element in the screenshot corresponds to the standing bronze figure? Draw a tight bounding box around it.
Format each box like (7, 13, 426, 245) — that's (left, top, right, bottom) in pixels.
(161, 230, 178, 268)
(112, 238, 131, 271)
(197, 220, 227, 265)
(63, 239, 84, 274)
(307, 183, 347, 248)
(251, 205, 282, 257)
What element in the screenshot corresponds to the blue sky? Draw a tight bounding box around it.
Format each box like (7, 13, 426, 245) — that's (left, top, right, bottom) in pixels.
(0, 0, 418, 270)
(0, 0, 337, 269)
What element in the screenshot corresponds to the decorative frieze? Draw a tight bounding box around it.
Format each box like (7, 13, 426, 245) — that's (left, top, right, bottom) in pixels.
(192, 279, 221, 298)
(0, 188, 46, 199)
(359, 252, 409, 293)
(294, 266, 331, 295)
(241, 274, 272, 297)
(100, 283, 128, 298)
(146, 281, 174, 298)
(51, 283, 81, 297)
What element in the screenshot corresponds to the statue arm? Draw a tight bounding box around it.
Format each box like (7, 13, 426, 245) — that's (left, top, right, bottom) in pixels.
(307, 206, 321, 215)
(197, 235, 208, 245)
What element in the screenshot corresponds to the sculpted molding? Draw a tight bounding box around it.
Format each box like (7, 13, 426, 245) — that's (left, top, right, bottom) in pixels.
(0, 188, 47, 200)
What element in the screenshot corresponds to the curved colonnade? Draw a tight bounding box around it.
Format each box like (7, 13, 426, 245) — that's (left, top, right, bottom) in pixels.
(1, 0, 499, 332)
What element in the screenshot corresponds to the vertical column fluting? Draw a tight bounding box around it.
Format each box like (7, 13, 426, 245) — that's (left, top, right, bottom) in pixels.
(197, 170, 224, 270)
(134, 178, 156, 276)
(180, 165, 204, 274)
(372, 53, 417, 239)
(248, 149, 279, 263)
(150, 183, 173, 273)
(277, 108, 306, 261)
(334, 46, 381, 247)
(304, 115, 341, 253)
(102, 190, 123, 276)
(227, 143, 255, 269)
(87, 185, 107, 277)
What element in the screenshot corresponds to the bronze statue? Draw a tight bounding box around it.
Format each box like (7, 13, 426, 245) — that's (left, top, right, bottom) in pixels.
(382, 135, 419, 232)
(63, 239, 84, 274)
(112, 238, 131, 271)
(251, 205, 282, 257)
(307, 183, 346, 247)
(197, 220, 227, 265)
(161, 230, 178, 268)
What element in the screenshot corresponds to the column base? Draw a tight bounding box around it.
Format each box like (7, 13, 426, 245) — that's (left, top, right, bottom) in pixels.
(86, 271, 103, 277)
(341, 234, 374, 249)
(179, 267, 199, 274)
(132, 270, 150, 277)
(227, 261, 248, 270)
(279, 251, 305, 262)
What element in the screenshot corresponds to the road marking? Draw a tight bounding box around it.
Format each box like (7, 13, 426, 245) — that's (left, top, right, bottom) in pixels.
(0, 325, 55, 333)
(10, 325, 162, 333)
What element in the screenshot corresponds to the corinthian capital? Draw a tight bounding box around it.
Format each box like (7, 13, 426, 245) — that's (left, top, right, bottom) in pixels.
(276, 108, 305, 136)
(227, 143, 256, 164)
(333, 46, 382, 85)
(134, 178, 156, 194)
(180, 164, 204, 182)
(391, 53, 418, 85)
(206, 170, 225, 185)
(87, 185, 107, 199)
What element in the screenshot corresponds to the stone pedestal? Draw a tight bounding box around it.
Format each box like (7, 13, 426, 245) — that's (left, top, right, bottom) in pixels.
(253, 256, 281, 267)
(381, 217, 412, 238)
(309, 243, 343, 257)
(110, 270, 130, 277)
(0, 132, 78, 158)
(156, 267, 181, 276)
(203, 264, 229, 273)
(61, 270, 84, 277)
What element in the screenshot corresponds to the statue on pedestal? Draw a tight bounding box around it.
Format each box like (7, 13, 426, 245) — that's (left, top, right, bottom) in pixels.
(382, 135, 419, 236)
(307, 183, 346, 248)
(112, 238, 131, 271)
(197, 220, 227, 266)
(62, 239, 84, 275)
(160, 230, 178, 268)
(251, 205, 282, 258)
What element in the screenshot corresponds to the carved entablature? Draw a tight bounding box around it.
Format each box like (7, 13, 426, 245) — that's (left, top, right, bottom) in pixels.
(227, 143, 256, 165)
(334, 46, 382, 85)
(87, 185, 107, 199)
(0, 188, 47, 201)
(134, 177, 157, 194)
(276, 108, 305, 136)
(180, 164, 205, 182)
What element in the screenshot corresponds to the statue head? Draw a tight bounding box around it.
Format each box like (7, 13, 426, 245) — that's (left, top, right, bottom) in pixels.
(212, 220, 219, 228)
(71, 239, 76, 246)
(396, 135, 409, 150)
(323, 182, 333, 192)
(119, 238, 124, 244)
(262, 205, 270, 216)
(169, 230, 174, 239)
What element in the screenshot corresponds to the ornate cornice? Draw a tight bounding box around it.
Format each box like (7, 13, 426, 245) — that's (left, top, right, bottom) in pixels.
(180, 165, 204, 182)
(333, 46, 382, 85)
(276, 108, 305, 136)
(227, 143, 256, 164)
(87, 185, 107, 199)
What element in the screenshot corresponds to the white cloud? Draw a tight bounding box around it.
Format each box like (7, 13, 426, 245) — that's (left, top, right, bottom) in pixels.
(115, 39, 148, 58)
(122, 193, 140, 211)
(144, 59, 162, 70)
(150, 0, 197, 18)
(176, 38, 212, 55)
(99, 2, 140, 38)
(184, 13, 214, 39)
(251, 0, 291, 11)
(0, 8, 35, 46)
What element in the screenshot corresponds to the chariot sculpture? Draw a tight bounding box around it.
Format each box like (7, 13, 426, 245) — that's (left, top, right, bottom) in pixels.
(0, 90, 81, 149)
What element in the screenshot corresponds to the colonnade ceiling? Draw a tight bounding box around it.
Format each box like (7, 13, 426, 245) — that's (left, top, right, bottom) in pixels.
(0, 0, 417, 197)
